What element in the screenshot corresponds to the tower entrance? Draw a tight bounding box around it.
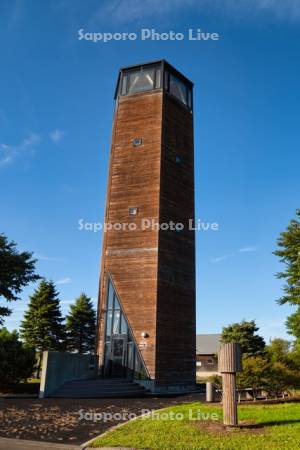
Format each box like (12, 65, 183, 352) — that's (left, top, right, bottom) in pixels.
(103, 278, 148, 380)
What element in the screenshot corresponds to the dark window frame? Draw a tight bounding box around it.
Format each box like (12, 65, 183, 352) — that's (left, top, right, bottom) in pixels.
(120, 64, 162, 96)
(175, 154, 183, 165)
(118, 63, 193, 112)
(132, 138, 142, 147)
(128, 207, 138, 216)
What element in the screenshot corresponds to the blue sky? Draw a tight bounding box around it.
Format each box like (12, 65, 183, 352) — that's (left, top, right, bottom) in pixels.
(1, 0, 299, 342)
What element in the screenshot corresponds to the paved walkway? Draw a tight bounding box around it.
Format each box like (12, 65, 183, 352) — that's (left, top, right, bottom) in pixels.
(0, 393, 204, 444)
(0, 438, 136, 450)
(0, 437, 79, 450)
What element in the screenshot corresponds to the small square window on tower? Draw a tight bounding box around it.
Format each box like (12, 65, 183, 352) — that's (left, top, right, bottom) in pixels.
(132, 138, 142, 147)
(176, 154, 183, 165)
(129, 207, 138, 215)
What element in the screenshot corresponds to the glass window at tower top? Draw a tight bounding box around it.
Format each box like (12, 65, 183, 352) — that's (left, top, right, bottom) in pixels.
(120, 66, 160, 95)
(169, 73, 188, 105)
(166, 71, 193, 109)
(118, 63, 193, 111)
(128, 68, 155, 93)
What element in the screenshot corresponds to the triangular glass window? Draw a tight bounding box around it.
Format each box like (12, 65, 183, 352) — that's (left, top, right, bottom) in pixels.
(103, 278, 148, 380)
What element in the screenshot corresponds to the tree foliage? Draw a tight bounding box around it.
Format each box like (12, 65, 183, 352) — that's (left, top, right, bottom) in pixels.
(266, 338, 291, 364)
(236, 355, 300, 400)
(234, 340, 300, 400)
(0, 233, 40, 324)
(66, 293, 96, 353)
(20, 280, 66, 375)
(221, 320, 266, 356)
(288, 344, 300, 371)
(274, 209, 300, 341)
(274, 209, 300, 306)
(0, 328, 36, 387)
(286, 308, 300, 341)
(263, 361, 300, 399)
(237, 355, 269, 400)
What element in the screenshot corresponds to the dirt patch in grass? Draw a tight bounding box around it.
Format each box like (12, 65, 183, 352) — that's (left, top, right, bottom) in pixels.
(193, 419, 266, 436)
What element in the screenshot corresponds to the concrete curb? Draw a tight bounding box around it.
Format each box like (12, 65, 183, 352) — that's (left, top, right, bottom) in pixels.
(80, 412, 149, 449)
(84, 448, 140, 450)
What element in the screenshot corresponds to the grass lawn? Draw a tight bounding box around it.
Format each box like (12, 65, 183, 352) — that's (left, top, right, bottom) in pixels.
(91, 401, 300, 450)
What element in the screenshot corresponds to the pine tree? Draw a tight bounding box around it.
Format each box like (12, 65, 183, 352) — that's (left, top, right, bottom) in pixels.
(20, 280, 66, 376)
(221, 320, 266, 356)
(274, 209, 300, 306)
(274, 209, 300, 340)
(66, 293, 96, 354)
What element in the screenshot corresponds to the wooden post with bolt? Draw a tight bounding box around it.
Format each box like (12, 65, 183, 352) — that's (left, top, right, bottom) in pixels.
(218, 343, 242, 427)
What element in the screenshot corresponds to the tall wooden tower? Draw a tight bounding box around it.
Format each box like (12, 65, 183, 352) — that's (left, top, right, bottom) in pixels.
(97, 60, 196, 392)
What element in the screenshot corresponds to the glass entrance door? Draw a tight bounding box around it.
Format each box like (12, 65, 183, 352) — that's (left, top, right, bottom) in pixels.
(111, 334, 127, 377)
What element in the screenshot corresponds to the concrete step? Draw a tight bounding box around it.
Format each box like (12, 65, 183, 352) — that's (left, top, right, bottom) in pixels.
(63, 381, 141, 387)
(51, 391, 146, 398)
(49, 377, 147, 398)
(56, 382, 144, 389)
(53, 386, 146, 392)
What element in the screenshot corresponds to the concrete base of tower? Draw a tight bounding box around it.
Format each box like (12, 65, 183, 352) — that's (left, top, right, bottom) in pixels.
(135, 378, 197, 394)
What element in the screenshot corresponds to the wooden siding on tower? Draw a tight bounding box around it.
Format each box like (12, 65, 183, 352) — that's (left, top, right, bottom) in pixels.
(156, 92, 196, 386)
(98, 91, 163, 378)
(97, 83, 196, 387)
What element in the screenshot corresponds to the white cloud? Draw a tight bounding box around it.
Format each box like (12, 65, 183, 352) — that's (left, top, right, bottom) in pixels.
(239, 246, 257, 253)
(0, 153, 13, 166)
(22, 133, 40, 147)
(35, 253, 67, 262)
(55, 277, 72, 285)
(8, 0, 25, 30)
(96, 0, 191, 23)
(61, 299, 74, 305)
(96, 0, 300, 23)
(49, 129, 65, 143)
(0, 132, 41, 167)
(211, 254, 234, 263)
(212, 245, 257, 263)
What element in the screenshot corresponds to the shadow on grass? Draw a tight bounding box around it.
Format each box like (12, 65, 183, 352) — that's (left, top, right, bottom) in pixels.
(240, 418, 300, 429)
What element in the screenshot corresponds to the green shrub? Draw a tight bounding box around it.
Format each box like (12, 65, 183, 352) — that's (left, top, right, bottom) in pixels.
(0, 328, 36, 387)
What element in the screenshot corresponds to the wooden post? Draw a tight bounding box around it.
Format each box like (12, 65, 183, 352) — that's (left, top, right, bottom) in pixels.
(218, 343, 242, 427)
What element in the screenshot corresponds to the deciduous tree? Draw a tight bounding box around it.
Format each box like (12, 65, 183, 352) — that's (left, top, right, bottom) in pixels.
(0, 328, 36, 387)
(0, 233, 40, 324)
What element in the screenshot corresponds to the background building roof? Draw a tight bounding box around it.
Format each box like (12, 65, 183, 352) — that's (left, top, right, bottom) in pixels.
(196, 334, 221, 355)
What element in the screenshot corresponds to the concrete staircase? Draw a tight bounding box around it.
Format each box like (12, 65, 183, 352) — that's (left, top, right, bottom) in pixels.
(50, 377, 148, 398)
